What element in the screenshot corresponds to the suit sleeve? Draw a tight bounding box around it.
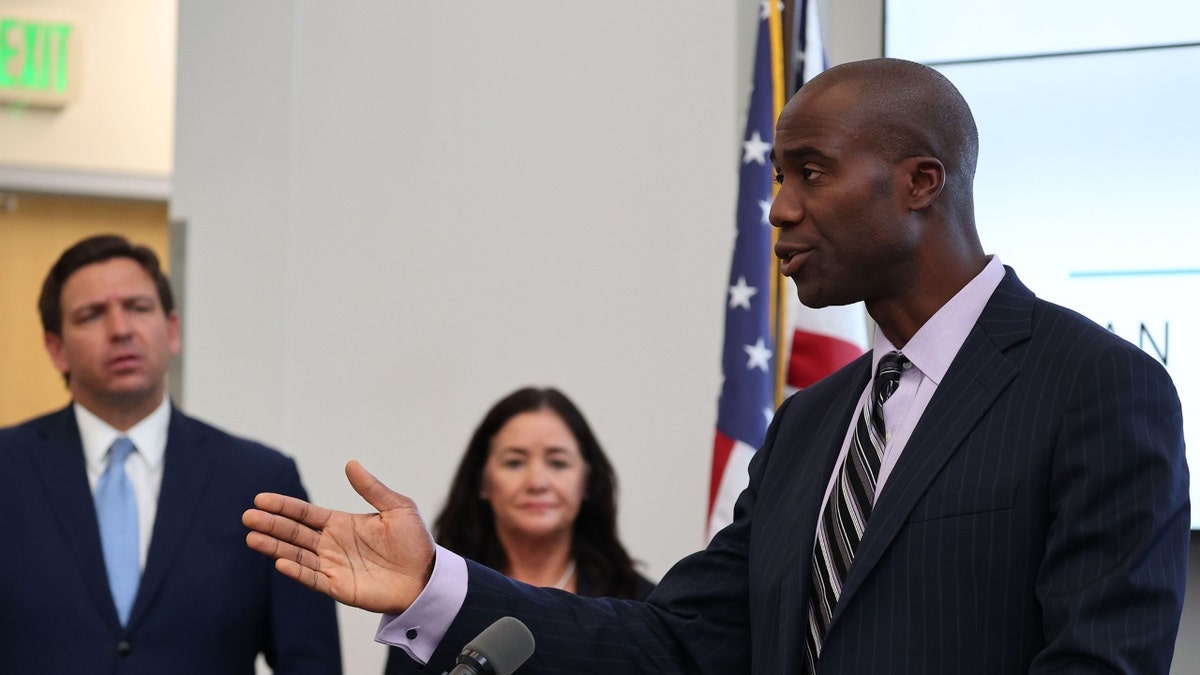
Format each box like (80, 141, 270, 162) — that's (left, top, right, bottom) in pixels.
(263, 458, 344, 674)
(1032, 344, 1189, 674)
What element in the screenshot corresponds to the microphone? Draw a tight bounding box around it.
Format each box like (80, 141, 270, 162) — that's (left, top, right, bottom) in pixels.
(444, 616, 536, 675)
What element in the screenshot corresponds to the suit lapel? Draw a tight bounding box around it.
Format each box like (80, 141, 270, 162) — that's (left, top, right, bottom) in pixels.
(127, 409, 213, 628)
(774, 357, 871, 672)
(831, 270, 1035, 626)
(29, 406, 121, 627)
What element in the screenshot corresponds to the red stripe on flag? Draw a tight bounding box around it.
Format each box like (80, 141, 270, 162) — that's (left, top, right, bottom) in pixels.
(788, 329, 863, 389)
(709, 431, 737, 518)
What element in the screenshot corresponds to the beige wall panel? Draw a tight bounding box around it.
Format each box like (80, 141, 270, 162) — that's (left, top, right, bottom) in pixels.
(0, 191, 166, 426)
(0, 0, 175, 178)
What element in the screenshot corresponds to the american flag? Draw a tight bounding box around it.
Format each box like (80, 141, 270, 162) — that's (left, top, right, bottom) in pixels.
(707, 0, 866, 541)
(707, 2, 783, 541)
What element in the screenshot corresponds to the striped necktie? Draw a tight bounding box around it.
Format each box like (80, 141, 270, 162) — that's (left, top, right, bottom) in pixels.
(95, 436, 140, 625)
(804, 351, 909, 671)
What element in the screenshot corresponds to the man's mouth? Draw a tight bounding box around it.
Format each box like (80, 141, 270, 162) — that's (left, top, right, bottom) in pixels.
(109, 353, 142, 370)
(777, 247, 811, 276)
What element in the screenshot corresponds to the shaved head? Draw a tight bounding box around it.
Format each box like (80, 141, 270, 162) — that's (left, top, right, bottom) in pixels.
(792, 58, 980, 216)
(769, 57, 989, 332)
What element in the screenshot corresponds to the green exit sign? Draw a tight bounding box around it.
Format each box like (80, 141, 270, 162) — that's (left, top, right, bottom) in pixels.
(0, 14, 79, 108)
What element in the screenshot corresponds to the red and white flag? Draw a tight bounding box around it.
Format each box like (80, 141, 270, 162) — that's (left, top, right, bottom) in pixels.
(707, 0, 866, 542)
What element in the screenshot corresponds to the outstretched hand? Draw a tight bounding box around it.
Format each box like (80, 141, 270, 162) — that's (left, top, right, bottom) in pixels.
(243, 460, 435, 614)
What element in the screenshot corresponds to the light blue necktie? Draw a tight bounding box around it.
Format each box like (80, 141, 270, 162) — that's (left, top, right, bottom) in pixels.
(95, 436, 140, 625)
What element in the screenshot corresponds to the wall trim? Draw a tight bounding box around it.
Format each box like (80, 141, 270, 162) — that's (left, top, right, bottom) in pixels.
(0, 163, 170, 201)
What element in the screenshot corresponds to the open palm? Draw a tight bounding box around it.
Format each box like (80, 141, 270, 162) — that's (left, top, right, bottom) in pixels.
(243, 460, 436, 614)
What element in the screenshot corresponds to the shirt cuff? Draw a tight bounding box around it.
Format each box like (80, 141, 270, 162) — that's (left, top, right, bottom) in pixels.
(375, 545, 468, 665)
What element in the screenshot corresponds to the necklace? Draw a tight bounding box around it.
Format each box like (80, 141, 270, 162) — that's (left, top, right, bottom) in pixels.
(553, 559, 576, 590)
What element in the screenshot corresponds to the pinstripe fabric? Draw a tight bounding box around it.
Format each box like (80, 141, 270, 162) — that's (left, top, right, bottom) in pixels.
(400, 269, 1188, 675)
(804, 352, 908, 670)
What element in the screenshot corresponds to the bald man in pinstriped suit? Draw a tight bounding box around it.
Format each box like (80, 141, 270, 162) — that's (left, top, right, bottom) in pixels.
(244, 58, 1188, 674)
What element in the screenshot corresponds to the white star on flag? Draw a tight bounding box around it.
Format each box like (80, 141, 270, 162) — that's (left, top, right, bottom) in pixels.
(742, 130, 772, 165)
(743, 337, 772, 372)
(759, 0, 784, 20)
(758, 198, 772, 225)
(728, 276, 759, 310)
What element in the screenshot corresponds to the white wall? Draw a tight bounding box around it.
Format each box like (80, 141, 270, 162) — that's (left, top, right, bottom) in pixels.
(822, 0, 883, 64)
(173, 2, 738, 671)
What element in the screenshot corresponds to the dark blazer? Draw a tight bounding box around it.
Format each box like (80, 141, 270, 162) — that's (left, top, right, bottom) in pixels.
(0, 405, 342, 674)
(383, 568, 656, 674)
(576, 572, 656, 602)
(381, 564, 652, 667)
(397, 269, 1189, 674)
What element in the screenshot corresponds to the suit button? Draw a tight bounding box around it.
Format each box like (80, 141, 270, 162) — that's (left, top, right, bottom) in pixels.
(116, 640, 132, 656)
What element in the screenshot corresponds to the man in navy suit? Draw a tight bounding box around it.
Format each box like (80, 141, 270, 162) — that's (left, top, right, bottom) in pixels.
(244, 58, 1188, 673)
(0, 235, 342, 673)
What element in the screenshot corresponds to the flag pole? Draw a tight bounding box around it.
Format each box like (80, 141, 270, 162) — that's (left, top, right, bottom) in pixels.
(767, 1, 787, 408)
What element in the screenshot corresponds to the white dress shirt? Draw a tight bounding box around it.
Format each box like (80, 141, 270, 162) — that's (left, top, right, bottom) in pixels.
(816, 255, 1006, 515)
(77, 396, 171, 570)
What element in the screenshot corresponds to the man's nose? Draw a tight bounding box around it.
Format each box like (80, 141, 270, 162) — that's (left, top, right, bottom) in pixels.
(768, 190, 802, 229)
(106, 308, 133, 338)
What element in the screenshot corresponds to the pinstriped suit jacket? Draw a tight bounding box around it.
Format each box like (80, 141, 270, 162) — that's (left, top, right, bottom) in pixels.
(413, 269, 1189, 674)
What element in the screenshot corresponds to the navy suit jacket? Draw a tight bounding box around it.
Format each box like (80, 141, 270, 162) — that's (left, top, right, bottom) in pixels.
(383, 570, 656, 674)
(0, 405, 342, 674)
(401, 270, 1189, 674)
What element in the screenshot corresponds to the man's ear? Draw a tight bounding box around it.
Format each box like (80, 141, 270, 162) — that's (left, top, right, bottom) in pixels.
(167, 310, 181, 357)
(902, 156, 945, 211)
(44, 331, 69, 376)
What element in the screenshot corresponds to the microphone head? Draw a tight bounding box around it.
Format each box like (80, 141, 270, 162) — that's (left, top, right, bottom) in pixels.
(462, 616, 535, 675)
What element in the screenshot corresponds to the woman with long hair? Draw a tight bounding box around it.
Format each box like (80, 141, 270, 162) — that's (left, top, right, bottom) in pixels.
(384, 386, 654, 673)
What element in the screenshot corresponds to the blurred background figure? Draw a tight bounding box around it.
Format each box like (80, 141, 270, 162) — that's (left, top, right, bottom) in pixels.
(385, 386, 653, 673)
(0, 234, 341, 674)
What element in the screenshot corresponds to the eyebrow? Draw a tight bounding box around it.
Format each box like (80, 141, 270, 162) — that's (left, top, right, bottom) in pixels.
(68, 293, 157, 313)
(496, 445, 576, 458)
(772, 145, 835, 169)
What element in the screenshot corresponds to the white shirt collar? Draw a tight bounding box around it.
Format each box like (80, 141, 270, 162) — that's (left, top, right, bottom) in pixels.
(872, 255, 1006, 385)
(76, 396, 171, 470)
